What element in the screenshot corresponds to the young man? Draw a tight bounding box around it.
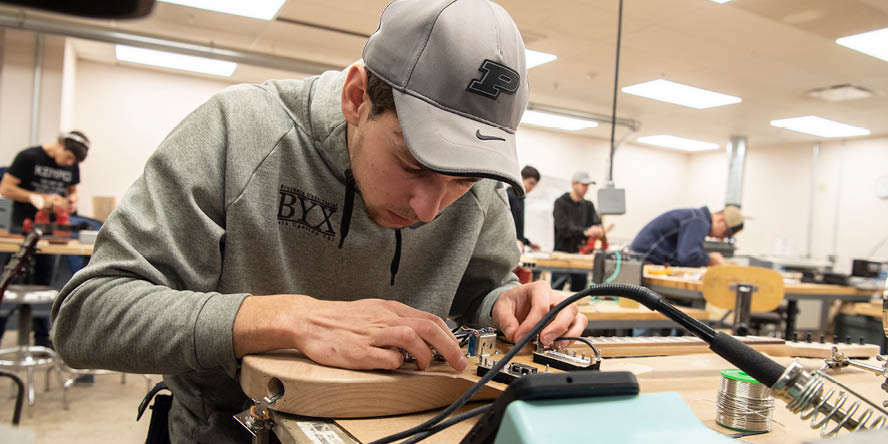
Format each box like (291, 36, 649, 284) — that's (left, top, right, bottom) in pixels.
(552, 171, 603, 291)
(629, 205, 744, 267)
(51, 1, 587, 442)
(0, 131, 89, 347)
(507, 165, 541, 251)
(1, 131, 88, 232)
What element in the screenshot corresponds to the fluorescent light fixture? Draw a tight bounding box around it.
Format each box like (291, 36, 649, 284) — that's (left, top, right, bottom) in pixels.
(806, 84, 874, 102)
(836, 27, 888, 63)
(622, 79, 741, 109)
(710, 0, 732, 4)
(526, 49, 557, 69)
(769, 116, 870, 138)
(520, 110, 598, 131)
(158, 0, 285, 20)
(115, 45, 237, 77)
(637, 135, 721, 152)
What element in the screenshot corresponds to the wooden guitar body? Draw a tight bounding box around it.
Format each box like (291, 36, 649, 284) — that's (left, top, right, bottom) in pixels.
(240, 336, 881, 418)
(240, 350, 502, 418)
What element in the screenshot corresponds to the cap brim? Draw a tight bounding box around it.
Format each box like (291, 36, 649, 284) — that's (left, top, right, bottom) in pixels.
(393, 90, 525, 196)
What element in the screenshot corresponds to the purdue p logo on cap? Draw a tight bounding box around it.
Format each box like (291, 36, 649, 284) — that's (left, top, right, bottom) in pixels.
(466, 59, 521, 100)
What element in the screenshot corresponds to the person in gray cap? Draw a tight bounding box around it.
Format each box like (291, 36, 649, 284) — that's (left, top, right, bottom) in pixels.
(551, 171, 603, 291)
(629, 205, 744, 267)
(51, 1, 587, 442)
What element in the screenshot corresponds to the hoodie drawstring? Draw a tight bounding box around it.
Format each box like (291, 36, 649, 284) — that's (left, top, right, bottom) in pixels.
(339, 169, 355, 249)
(339, 168, 402, 286)
(391, 229, 401, 286)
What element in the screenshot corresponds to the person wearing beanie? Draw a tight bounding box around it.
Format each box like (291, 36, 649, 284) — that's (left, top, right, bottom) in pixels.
(0, 130, 90, 348)
(50, 2, 587, 441)
(629, 205, 744, 267)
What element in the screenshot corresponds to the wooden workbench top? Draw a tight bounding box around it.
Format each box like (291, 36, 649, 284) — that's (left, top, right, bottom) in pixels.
(334, 354, 887, 444)
(578, 298, 709, 321)
(644, 265, 877, 297)
(0, 235, 94, 255)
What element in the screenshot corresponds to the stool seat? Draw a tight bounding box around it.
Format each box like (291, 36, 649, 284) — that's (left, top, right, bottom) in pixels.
(0, 285, 64, 409)
(3, 285, 57, 304)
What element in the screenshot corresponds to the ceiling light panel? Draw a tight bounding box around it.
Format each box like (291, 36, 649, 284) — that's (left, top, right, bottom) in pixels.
(520, 110, 598, 131)
(526, 49, 557, 69)
(637, 135, 721, 152)
(115, 45, 237, 77)
(622, 79, 741, 109)
(836, 27, 888, 63)
(806, 84, 874, 102)
(159, 0, 285, 20)
(769, 116, 871, 138)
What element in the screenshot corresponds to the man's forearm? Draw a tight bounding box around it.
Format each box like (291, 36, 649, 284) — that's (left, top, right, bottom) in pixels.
(0, 184, 39, 204)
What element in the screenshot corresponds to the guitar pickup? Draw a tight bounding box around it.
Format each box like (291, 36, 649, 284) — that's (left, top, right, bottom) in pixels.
(467, 331, 497, 358)
(532, 337, 601, 371)
(476, 356, 539, 383)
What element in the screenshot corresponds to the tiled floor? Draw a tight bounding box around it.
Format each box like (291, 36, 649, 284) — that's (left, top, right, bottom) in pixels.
(0, 331, 155, 443)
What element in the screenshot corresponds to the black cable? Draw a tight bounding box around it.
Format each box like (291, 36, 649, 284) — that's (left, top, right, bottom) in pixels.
(607, 0, 624, 183)
(399, 404, 492, 444)
(0, 370, 24, 425)
(368, 284, 665, 444)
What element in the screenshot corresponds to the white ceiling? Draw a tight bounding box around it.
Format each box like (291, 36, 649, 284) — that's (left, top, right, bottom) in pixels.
(7, 0, 888, 148)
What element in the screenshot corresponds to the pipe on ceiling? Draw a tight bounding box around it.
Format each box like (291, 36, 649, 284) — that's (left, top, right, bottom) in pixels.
(0, 10, 340, 75)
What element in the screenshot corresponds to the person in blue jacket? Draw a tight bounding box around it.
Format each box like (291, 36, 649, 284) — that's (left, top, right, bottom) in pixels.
(629, 205, 744, 267)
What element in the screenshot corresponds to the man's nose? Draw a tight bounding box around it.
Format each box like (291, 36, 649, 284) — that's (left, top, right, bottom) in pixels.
(409, 177, 448, 222)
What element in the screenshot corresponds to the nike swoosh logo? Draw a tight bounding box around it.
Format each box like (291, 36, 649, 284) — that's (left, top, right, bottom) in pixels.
(476, 129, 506, 141)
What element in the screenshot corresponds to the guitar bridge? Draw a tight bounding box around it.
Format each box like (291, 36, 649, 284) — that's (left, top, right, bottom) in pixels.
(532, 337, 601, 371)
(476, 356, 540, 383)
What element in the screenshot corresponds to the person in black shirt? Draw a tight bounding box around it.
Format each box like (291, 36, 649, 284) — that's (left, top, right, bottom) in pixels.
(506, 165, 541, 251)
(552, 171, 602, 291)
(1, 131, 88, 231)
(0, 131, 89, 347)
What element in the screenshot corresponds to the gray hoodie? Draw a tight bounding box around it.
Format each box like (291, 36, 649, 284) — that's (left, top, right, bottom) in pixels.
(51, 70, 520, 443)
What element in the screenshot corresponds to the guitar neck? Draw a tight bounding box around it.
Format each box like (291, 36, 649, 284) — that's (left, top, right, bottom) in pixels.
(581, 335, 782, 358)
(578, 335, 880, 359)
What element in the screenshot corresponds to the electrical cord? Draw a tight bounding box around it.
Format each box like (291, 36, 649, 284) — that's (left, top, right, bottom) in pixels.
(368, 284, 653, 444)
(399, 403, 492, 444)
(603, 250, 621, 284)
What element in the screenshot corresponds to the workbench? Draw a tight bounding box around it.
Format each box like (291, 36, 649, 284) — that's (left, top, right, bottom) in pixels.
(268, 353, 887, 444)
(643, 267, 878, 338)
(0, 236, 94, 256)
(578, 297, 709, 330)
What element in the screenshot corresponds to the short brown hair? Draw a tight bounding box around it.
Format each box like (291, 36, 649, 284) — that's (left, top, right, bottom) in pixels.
(366, 69, 396, 118)
(521, 166, 540, 181)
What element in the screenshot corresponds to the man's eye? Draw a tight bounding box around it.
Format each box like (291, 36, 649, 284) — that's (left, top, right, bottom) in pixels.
(404, 166, 425, 176)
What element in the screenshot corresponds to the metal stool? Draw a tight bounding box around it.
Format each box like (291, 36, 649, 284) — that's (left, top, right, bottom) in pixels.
(0, 284, 66, 408)
(45, 364, 153, 409)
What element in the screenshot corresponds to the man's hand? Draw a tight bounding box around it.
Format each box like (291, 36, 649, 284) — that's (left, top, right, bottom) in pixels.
(708, 252, 725, 266)
(583, 225, 603, 238)
(492, 281, 588, 348)
(47, 194, 68, 209)
(233, 295, 466, 372)
(66, 195, 78, 212)
(529, 242, 541, 251)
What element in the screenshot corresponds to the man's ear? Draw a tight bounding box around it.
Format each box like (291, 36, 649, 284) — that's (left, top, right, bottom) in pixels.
(341, 65, 369, 126)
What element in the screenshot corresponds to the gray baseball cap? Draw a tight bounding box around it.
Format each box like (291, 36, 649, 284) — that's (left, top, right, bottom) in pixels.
(363, 0, 529, 196)
(571, 171, 595, 185)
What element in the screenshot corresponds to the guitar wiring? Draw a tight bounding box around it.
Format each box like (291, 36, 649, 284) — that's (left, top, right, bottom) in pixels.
(368, 284, 616, 444)
(399, 404, 492, 444)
